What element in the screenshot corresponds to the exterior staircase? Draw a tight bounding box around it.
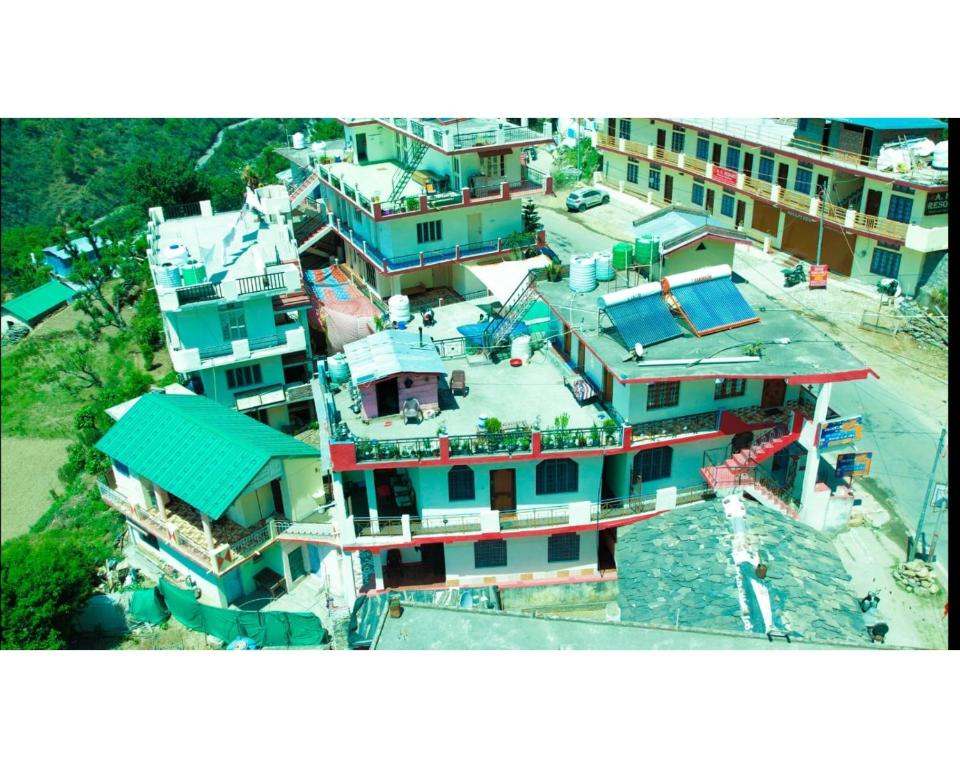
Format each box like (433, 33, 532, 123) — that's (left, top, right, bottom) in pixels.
(288, 172, 320, 208)
(481, 274, 538, 350)
(386, 141, 429, 206)
(295, 209, 332, 254)
(700, 422, 801, 518)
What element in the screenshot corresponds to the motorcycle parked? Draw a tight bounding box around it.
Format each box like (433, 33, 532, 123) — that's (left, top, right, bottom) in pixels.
(782, 263, 806, 288)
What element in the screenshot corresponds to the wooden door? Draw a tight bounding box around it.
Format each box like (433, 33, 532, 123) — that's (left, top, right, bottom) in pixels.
(821, 123, 832, 147)
(705, 188, 715, 214)
(270, 478, 285, 517)
(607, 118, 616, 138)
(712, 143, 722, 164)
(576, 342, 585, 372)
(735, 200, 746, 227)
(761, 378, 787, 408)
(664, 175, 673, 203)
(656, 129, 666, 149)
(743, 154, 754, 178)
(603, 368, 614, 405)
(376, 378, 400, 415)
(356, 133, 368, 163)
(777, 163, 789, 188)
(489, 469, 516, 512)
(816, 174, 829, 199)
(864, 189, 882, 217)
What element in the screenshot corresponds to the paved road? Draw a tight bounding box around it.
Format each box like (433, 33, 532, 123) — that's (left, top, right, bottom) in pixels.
(539, 206, 620, 263)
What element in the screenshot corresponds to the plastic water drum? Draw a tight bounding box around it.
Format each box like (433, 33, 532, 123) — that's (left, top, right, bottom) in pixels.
(634, 235, 660, 268)
(180, 260, 207, 286)
(292, 132, 305, 149)
(388, 294, 412, 324)
(164, 243, 190, 267)
(611, 242, 633, 270)
(510, 334, 532, 361)
(327, 353, 350, 384)
(594, 251, 614, 281)
(568, 254, 597, 293)
(155, 262, 182, 288)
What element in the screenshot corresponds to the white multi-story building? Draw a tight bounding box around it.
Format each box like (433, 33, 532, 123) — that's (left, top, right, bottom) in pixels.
(146, 187, 317, 431)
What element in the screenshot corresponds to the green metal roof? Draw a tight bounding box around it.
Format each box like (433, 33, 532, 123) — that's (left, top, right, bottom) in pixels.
(1, 280, 75, 323)
(96, 393, 318, 520)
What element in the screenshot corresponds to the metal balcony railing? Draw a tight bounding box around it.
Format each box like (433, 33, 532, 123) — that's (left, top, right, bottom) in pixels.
(237, 272, 286, 296)
(176, 283, 222, 306)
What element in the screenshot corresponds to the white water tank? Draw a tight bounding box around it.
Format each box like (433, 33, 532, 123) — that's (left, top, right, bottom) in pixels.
(594, 251, 614, 281)
(164, 243, 190, 267)
(568, 254, 597, 293)
(510, 334, 532, 361)
(155, 263, 182, 288)
(327, 353, 350, 384)
(292, 132, 305, 149)
(932, 141, 948, 170)
(388, 294, 412, 324)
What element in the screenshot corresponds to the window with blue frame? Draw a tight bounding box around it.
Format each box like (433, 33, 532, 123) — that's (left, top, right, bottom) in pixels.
(794, 169, 812, 195)
(692, 184, 704, 206)
(627, 161, 639, 184)
(797, 118, 808, 131)
(721, 194, 735, 217)
(696, 137, 709, 161)
(671, 131, 685, 153)
(618, 119, 631, 140)
(725, 146, 740, 171)
(870, 248, 901, 278)
(649, 168, 661, 191)
(758, 157, 774, 182)
(887, 195, 913, 223)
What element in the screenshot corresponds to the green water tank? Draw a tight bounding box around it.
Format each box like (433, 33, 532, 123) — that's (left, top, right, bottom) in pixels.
(634, 235, 660, 267)
(611, 242, 634, 270)
(180, 261, 207, 286)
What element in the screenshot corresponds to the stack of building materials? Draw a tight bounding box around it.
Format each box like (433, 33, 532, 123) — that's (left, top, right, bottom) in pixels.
(893, 560, 941, 595)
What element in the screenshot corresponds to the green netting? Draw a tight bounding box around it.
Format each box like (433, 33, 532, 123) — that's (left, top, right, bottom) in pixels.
(157, 577, 329, 647)
(129, 587, 170, 625)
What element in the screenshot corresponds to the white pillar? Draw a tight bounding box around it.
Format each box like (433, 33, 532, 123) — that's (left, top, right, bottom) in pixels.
(372, 553, 384, 591)
(799, 383, 832, 525)
(281, 544, 295, 591)
(200, 513, 215, 550)
(340, 551, 358, 604)
(154, 483, 167, 518)
(365, 471, 380, 534)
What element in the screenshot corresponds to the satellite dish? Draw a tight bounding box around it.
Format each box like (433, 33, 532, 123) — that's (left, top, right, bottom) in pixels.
(634, 342, 645, 359)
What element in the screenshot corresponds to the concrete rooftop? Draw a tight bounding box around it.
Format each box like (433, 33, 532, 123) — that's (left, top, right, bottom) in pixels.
(372, 603, 875, 650)
(535, 275, 871, 382)
(326, 160, 422, 202)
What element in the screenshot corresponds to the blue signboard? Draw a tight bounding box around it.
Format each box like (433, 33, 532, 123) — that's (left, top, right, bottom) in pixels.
(818, 416, 863, 450)
(836, 452, 872, 478)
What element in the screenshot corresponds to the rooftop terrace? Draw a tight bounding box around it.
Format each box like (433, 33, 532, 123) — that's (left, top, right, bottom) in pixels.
(535, 275, 872, 383)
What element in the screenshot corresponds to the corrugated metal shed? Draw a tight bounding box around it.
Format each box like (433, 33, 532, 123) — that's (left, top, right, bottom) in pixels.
(829, 118, 947, 131)
(42, 235, 106, 262)
(96, 393, 318, 520)
(1, 280, 76, 324)
(343, 330, 445, 386)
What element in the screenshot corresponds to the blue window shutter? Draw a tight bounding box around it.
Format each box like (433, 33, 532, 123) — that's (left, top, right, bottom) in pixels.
(696, 138, 709, 161)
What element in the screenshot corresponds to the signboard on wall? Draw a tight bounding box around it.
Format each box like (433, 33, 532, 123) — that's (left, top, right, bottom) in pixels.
(817, 416, 863, 450)
(809, 264, 829, 289)
(836, 452, 872, 478)
(712, 166, 738, 186)
(925, 191, 948, 216)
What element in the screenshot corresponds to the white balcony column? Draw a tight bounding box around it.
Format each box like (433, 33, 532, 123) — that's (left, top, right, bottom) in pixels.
(200, 513, 216, 551)
(153, 483, 168, 519)
(372, 554, 384, 591)
(364, 474, 380, 534)
(281, 543, 295, 591)
(706, 162, 714, 178)
(808, 196, 820, 217)
(618, 137, 626, 152)
(799, 383, 832, 522)
(646, 145, 655, 160)
(844, 209, 857, 228)
(401, 514, 411, 541)
(677, 154, 685, 169)
(736, 173, 745, 190)
(771, 185, 780, 203)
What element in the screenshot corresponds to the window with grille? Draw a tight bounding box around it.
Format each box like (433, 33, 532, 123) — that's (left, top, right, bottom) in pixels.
(714, 378, 747, 399)
(226, 364, 262, 390)
(633, 446, 673, 482)
(416, 220, 443, 244)
(447, 465, 475, 501)
(647, 381, 680, 409)
(870, 248, 901, 278)
(696, 137, 709, 161)
(671, 131, 685, 153)
(536, 459, 579, 495)
(547, 533, 581, 563)
(692, 184, 705, 206)
(474, 539, 507, 569)
(794, 169, 812, 195)
(219, 305, 247, 341)
(721, 194, 735, 217)
(364, 258, 376, 286)
(758, 157, 774, 182)
(649, 168, 661, 191)
(618, 119, 631, 140)
(626, 161, 639, 184)
(725, 146, 741, 171)
(887, 195, 913, 223)
(481, 154, 505, 177)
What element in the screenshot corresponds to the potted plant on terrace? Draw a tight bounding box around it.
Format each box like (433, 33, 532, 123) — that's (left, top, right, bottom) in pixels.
(602, 418, 618, 445)
(483, 417, 502, 451)
(589, 423, 601, 447)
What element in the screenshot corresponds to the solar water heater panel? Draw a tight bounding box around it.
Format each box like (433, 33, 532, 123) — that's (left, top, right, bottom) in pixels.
(604, 293, 683, 348)
(669, 278, 758, 335)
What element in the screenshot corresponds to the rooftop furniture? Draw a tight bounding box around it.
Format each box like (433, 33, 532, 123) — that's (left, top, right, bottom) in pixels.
(402, 398, 422, 425)
(254, 567, 286, 598)
(451, 369, 467, 396)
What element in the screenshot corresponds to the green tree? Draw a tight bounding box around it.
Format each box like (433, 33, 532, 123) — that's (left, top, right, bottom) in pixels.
(124, 153, 212, 215)
(310, 119, 345, 142)
(521, 199, 542, 233)
(0, 225, 53, 298)
(1, 530, 100, 649)
(132, 288, 164, 368)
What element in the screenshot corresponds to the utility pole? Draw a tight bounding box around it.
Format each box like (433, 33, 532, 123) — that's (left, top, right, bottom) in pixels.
(576, 117, 582, 173)
(912, 426, 947, 560)
(815, 181, 826, 266)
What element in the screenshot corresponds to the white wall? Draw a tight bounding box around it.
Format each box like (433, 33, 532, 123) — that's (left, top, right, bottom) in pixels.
(283, 457, 323, 521)
(625, 378, 773, 424)
(443, 531, 599, 585)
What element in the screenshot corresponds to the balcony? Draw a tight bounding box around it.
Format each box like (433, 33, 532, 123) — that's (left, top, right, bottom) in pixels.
(170, 325, 306, 372)
(597, 133, 910, 242)
(98, 479, 282, 573)
(373, 119, 552, 153)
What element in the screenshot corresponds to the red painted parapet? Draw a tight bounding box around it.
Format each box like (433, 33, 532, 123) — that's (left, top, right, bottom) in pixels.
(329, 441, 357, 469)
(439, 436, 450, 461)
(531, 431, 542, 456)
(462, 187, 472, 205)
(621, 424, 632, 447)
(537, 229, 546, 247)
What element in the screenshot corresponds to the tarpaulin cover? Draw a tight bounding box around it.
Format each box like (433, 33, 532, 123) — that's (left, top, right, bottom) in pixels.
(456, 320, 529, 348)
(304, 266, 376, 352)
(158, 578, 328, 647)
(129, 587, 170, 625)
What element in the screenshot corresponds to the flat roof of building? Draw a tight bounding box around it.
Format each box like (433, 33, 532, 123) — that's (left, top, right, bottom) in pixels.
(372, 603, 876, 650)
(325, 159, 422, 201)
(534, 275, 873, 384)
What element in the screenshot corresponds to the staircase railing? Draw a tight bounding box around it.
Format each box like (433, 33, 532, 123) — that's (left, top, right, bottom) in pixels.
(387, 141, 429, 206)
(481, 274, 537, 349)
